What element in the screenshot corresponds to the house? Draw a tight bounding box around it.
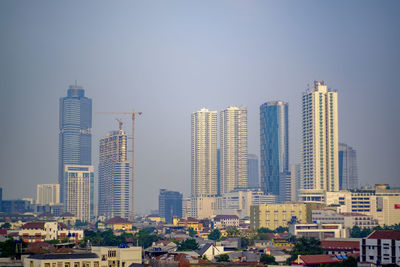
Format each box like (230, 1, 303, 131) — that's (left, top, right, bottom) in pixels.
(360, 230, 400, 265)
(292, 254, 342, 266)
(321, 240, 360, 255)
(173, 217, 203, 232)
(104, 217, 132, 231)
(198, 243, 224, 260)
(151, 252, 206, 265)
(19, 221, 83, 243)
(92, 246, 142, 266)
(213, 215, 239, 229)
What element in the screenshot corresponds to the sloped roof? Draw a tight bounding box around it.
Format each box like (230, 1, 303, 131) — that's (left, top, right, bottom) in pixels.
(198, 243, 213, 255)
(105, 217, 131, 224)
(368, 230, 400, 240)
(321, 240, 360, 251)
(298, 254, 339, 265)
(214, 215, 239, 220)
(22, 222, 45, 229)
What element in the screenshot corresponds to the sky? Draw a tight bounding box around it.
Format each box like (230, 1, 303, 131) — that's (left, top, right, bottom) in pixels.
(0, 0, 399, 214)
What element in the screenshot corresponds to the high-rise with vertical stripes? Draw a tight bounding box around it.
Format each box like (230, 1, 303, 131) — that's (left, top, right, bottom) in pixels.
(59, 85, 92, 203)
(260, 101, 288, 202)
(220, 106, 248, 194)
(191, 108, 218, 197)
(98, 126, 130, 219)
(301, 81, 339, 192)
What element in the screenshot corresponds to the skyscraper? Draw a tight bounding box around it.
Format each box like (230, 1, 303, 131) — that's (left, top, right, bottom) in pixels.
(260, 101, 289, 202)
(220, 106, 248, 194)
(36, 184, 60, 205)
(98, 124, 130, 219)
(339, 143, 358, 190)
(159, 189, 183, 224)
(247, 154, 259, 188)
(191, 108, 218, 197)
(301, 81, 339, 192)
(59, 85, 92, 203)
(64, 165, 94, 221)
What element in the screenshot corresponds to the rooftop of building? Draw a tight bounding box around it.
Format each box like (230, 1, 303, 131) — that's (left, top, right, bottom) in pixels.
(214, 214, 239, 220)
(105, 217, 131, 224)
(28, 253, 98, 260)
(368, 230, 400, 240)
(321, 240, 360, 250)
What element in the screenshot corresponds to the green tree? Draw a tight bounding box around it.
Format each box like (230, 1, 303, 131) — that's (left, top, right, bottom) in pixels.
(0, 223, 11, 230)
(75, 220, 88, 227)
(226, 227, 241, 237)
(188, 228, 196, 237)
(287, 237, 323, 263)
(241, 237, 250, 249)
(0, 238, 24, 258)
(275, 226, 289, 233)
(208, 229, 221, 241)
(260, 254, 277, 265)
(177, 239, 199, 251)
(349, 226, 373, 238)
(215, 254, 230, 262)
(258, 227, 274, 233)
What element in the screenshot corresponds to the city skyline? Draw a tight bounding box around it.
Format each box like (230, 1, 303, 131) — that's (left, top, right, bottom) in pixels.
(1, 1, 399, 214)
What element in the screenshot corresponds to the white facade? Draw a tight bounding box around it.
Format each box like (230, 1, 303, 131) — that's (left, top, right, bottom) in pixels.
(36, 184, 60, 205)
(361, 231, 400, 265)
(64, 165, 94, 222)
(191, 196, 217, 219)
(220, 106, 248, 194)
(191, 108, 218, 197)
(301, 81, 339, 192)
(312, 209, 378, 229)
(290, 223, 347, 239)
(92, 246, 142, 266)
(215, 189, 277, 219)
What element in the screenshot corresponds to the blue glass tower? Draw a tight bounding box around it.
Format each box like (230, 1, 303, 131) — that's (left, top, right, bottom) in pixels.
(260, 101, 288, 201)
(159, 189, 183, 224)
(59, 85, 92, 203)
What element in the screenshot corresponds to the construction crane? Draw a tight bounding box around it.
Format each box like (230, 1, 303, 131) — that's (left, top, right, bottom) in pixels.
(97, 109, 142, 221)
(116, 118, 123, 131)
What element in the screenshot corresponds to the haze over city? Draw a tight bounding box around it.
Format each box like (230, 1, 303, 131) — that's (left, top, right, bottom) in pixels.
(1, 0, 399, 214)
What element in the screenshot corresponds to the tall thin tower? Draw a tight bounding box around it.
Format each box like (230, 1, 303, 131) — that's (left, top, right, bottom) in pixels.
(301, 81, 339, 192)
(260, 101, 289, 201)
(59, 85, 92, 203)
(191, 108, 218, 197)
(339, 143, 358, 190)
(220, 106, 248, 194)
(98, 121, 130, 219)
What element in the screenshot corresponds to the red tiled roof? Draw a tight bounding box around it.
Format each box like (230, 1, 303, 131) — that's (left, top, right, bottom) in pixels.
(22, 222, 45, 230)
(368, 230, 400, 240)
(58, 223, 67, 230)
(105, 217, 131, 224)
(0, 229, 7, 235)
(28, 242, 53, 248)
(321, 240, 360, 251)
(298, 254, 339, 265)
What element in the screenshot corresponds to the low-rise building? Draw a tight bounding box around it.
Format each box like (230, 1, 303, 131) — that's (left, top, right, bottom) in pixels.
(92, 246, 142, 266)
(360, 230, 400, 265)
(213, 215, 239, 229)
(197, 243, 225, 260)
(172, 217, 203, 232)
(24, 253, 100, 267)
(19, 222, 83, 243)
(104, 217, 132, 231)
(321, 240, 360, 255)
(312, 209, 378, 229)
(289, 223, 347, 239)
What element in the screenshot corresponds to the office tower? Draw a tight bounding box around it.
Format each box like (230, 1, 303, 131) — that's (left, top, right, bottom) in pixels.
(36, 184, 60, 205)
(339, 143, 358, 190)
(59, 85, 92, 203)
(247, 154, 259, 188)
(220, 106, 248, 194)
(98, 125, 130, 219)
(159, 189, 183, 223)
(191, 108, 218, 197)
(302, 81, 339, 192)
(64, 165, 94, 221)
(217, 149, 221, 196)
(289, 164, 301, 201)
(260, 101, 289, 202)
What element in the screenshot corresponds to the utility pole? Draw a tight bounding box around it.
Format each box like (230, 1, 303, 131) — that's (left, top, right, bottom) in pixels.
(97, 109, 142, 221)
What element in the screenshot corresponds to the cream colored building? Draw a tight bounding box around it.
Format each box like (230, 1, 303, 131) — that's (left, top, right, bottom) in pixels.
(220, 106, 248, 194)
(91, 246, 142, 266)
(301, 81, 339, 192)
(191, 196, 217, 219)
(64, 165, 94, 222)
(191, 108, 218, 197)
(250, 203, 307, 230)
(325, 185, 400, 226)
(24, 253, 100, 267)
(36, 184, 60, 205)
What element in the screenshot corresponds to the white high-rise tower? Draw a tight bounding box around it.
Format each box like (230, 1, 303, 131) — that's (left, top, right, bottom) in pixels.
(301, 81, 339, 192)
(220, 106, 248, 194)
(191, 108, 218, 197)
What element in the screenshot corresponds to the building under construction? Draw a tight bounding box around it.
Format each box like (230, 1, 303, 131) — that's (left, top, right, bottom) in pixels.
(98, 120, 130, 219)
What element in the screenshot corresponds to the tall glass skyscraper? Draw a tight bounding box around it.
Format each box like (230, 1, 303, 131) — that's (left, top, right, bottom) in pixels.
(339, 143, 358, 190)
(98, 127, 130, 219)
(247, 154, 259, 188)
(260, 101, 288, 202)
(159, 189, 183, 224)
(59, 85, 92, 203)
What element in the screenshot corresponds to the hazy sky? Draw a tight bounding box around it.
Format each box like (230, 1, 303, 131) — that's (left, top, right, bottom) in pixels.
(1, 1, 399, 214)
